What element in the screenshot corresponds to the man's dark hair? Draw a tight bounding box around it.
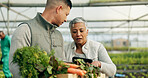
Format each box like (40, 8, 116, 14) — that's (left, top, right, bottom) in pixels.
(64, 0, 72, 9)
(0, 31, 3, 33)
(46, 0, 72, 9)
(0, 31, 4, 36)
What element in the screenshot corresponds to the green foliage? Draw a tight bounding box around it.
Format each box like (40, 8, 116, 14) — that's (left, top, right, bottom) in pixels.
(74, 59, 100, 78)
(47, 50, 69, 78)
(0, 51, 2, 70)
(105, 46, 148, 52)
(13, 46, 68, 78)
(13, 46, 49, 78)
(109, 52, 148, 65)
(110, 51, 148, 78)
(117, 65, 148, 70)
(122, 72, 148, 78)
(0, 71, 5, 78)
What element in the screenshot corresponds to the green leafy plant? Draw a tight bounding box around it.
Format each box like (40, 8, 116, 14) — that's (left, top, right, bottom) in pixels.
(13, 46, 49, 78)
(109, 52, 148, 65)
(74, 59, 100, 78)
(47, 50, 69, 78)
(13, 46, 69, 78)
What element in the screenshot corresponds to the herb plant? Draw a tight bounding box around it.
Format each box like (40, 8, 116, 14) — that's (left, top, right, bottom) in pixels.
(13, 46, 68, 78)
(74, 59, 100, 78)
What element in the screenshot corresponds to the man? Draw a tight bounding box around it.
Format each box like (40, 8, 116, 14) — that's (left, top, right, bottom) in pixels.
(9, 0, 72, 78)
(0, 31, 12, 78)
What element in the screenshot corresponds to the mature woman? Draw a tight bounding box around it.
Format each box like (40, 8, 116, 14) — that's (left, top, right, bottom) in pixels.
(64, 17, 116, 77)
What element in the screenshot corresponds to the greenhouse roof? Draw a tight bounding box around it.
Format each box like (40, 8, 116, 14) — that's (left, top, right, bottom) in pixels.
(0, 0, 148, 35)
(0, 0, 148, 7)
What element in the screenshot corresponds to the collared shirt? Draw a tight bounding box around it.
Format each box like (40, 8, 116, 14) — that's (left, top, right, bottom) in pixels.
(64, 39, 116, 77)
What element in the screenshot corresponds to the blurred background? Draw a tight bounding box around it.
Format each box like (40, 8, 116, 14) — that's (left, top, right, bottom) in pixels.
(0, 0, 148, 78)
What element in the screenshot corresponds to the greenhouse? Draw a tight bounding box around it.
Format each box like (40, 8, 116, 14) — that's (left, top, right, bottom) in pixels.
(0, 0, 148, 78)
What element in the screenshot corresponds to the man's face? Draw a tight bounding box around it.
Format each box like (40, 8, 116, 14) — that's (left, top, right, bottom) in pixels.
(54, 6, 71, 26)
(70, 22, 88, 46)
(0, 32, 4, 39)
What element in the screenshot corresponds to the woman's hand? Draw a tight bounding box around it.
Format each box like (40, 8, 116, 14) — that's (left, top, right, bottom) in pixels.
(91, 61, 101, 68)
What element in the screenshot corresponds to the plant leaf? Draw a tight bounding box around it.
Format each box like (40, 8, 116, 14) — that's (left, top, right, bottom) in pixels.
(47, 65, 53, 74)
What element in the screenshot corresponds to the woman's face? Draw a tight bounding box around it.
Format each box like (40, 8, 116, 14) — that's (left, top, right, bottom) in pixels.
(70, 22, 88, 46)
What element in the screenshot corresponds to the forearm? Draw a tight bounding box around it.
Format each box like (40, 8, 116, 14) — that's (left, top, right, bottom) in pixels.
(98, 44, 116, 76)
(100, 62, 116, 76)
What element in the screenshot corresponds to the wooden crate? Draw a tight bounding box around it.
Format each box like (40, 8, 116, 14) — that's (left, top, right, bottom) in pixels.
(57, 73, 105, 78)
(57, 74, 77, 78)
